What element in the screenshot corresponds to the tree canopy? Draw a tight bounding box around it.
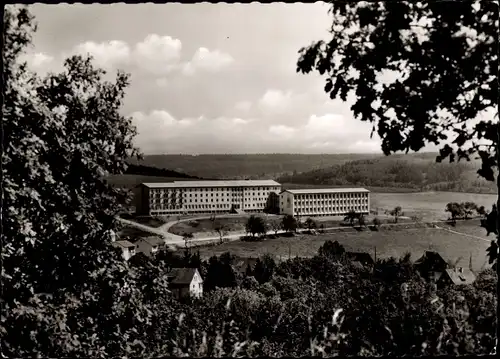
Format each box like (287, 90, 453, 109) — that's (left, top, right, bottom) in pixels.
(297, 1, 498, 179)
(1, 6, 156, 357)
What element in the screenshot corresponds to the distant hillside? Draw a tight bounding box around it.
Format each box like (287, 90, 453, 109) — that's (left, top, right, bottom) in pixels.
(278, 156, 497, 194)
(127, 153, 404, 179)
(105, 164, 202, 189)
(125, 164, 201, 179)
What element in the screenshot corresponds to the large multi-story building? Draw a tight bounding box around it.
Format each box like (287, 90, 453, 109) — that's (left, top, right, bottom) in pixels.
(279, 188, 370, 217)
(135, 180, 281, 216)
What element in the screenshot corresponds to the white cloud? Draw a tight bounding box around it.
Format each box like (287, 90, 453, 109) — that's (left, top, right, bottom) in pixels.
(234, 100, 252, 112)
(131, 107, 388, 154)
(72, 40, 130, 68)
(133, 34, 182, 74)
(131, 110, 254, 154)
(19, 52, 60, 74)
(258, 89, 294, 114)
(269, 124, 296, 138)
(27, 52, 54, 68)
(182, 47, 234, 75)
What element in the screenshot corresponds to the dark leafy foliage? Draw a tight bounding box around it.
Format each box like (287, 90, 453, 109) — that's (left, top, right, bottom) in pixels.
(281, 214, 298, 233)
(1, 6, 172, 357)
(245, 215, 267, 237)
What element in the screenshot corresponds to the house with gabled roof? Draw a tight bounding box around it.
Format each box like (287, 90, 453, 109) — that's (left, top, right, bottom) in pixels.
(167, 268, 203, 299)
(414, 251, 448, 282)
(111, 240, 136, 261)
(134, 236, 164, 257)
(344, 252, 375, 267)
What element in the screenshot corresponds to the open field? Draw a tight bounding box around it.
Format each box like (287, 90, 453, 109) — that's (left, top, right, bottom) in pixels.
(370, 191, 497, 222)
(195, 221, 492, 272)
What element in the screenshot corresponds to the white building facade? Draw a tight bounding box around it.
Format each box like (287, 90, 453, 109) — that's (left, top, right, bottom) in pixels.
(136, 180, 281, 216)
(279, 188, 370, 217)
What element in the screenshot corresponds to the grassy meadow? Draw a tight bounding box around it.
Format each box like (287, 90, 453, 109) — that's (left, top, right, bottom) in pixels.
(195, 221, 492, 272)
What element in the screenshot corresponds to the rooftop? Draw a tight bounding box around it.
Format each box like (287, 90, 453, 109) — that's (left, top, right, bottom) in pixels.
(139, 236, 165, 246)
(167, 267, 202, 285)
(444, 268, 476, 285)
(282, 188, 370, 194)
(112, 240, 135, 248)
(141, 180, 281, 188)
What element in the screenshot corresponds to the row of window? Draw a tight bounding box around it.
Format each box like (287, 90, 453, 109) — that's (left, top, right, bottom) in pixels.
(150, 198, 268, 204)
(151, 202, 268, 211)
(290, 193, 368, 199)
(294, 199, 368, 205)
(294, 206, 368, 213)
(150, 186, 280, 193)
(152, 192, 271, 198)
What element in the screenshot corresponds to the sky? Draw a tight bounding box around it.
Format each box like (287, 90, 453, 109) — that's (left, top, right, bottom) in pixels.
(18, 3, 493, 155)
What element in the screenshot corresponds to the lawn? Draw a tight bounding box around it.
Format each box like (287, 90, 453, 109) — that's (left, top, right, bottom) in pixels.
(195, 222, 492, 272)
(169, 214, 271, 236)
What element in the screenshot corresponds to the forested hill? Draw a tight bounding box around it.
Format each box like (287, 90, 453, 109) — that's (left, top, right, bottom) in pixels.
(127, 153, 433, 179)
(124, 164, 201, 179)
(277, 157, 497, 194)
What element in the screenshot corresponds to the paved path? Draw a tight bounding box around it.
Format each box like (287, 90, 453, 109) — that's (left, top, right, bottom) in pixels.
(433, 224, 491, 243)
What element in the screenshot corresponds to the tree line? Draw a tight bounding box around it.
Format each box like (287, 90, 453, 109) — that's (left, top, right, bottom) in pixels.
(278, 158, 496, 194)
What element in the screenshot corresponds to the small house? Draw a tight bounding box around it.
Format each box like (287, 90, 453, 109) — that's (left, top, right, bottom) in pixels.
(233, 256, 259, 275)
(111, 240, 136, 261)
(167, 268, 203, 300)
(344, 252, 375, 267)
(438, 267, 476, 287)
(134, 236, 164, 257)
(414, 251, 448, 282)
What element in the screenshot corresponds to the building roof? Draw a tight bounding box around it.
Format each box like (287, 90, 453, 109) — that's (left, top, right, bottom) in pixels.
(139, 236, 165, 246)
(281, 188, 370, 195)
(233, 257, 259, 273)
(141, 180, 281, 188)
(443, 268, 476, 285)
(112, 240, 135, 248)
(345, 252, 375, 266)
(414, 251, 448, 267)
(167, 268, 202, 285)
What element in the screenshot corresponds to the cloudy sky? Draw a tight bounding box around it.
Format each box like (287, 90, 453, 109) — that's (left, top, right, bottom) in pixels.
(19, 3, 492, 155)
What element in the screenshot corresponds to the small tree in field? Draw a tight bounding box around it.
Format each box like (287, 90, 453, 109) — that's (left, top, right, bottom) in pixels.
(281, 214, 298, 233)
(461, 201, 478, 220)
(344, 209, 358, 226)
(269, 219, 282, 236)
(446, 202, 465, 224)
(304, 217, 317, 232)
(358, 214, 366, 228)
(245, 215, 267, 238)
(390, 206, 403, 224)
(214, 222, 228, 244)
(477, 205, 487, 218)
(372, 217, 382, 230)
(183, 232, 194, 250)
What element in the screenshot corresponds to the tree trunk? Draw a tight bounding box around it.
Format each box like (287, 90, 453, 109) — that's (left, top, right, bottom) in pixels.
(496, 118, 500, 279)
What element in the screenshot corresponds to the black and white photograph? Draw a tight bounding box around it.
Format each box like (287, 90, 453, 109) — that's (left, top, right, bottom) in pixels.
(2, 1, 498, 357)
